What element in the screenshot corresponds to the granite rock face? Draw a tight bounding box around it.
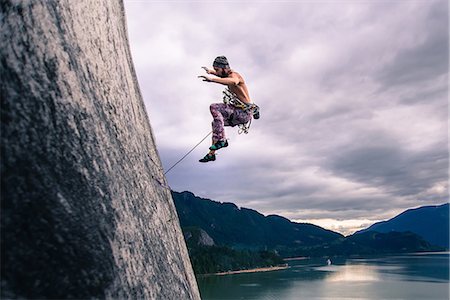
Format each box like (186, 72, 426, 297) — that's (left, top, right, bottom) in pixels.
(1, 1, 200, 299)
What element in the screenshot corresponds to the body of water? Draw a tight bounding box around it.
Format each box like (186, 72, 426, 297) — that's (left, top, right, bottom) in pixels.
(197, 252, 449, 300)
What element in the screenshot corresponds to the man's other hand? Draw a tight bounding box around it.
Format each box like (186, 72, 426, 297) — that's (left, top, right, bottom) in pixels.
(201, 66, 213, 74)
(198, 75, 212, 82)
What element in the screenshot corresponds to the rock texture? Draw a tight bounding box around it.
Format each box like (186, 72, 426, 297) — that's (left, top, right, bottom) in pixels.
(1, 1, 200, 299)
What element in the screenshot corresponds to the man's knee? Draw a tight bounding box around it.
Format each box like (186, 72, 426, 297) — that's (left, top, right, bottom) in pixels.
(210, 103, 220, 113)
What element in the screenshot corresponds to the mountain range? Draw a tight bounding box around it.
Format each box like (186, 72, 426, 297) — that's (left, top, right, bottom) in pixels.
(172, 191, 342, 251)
(172, 191, 446, 258)
(356, 203, 449, 248)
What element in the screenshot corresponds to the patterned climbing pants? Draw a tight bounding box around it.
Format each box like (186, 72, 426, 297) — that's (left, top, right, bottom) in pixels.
(210, 103, 252, 143)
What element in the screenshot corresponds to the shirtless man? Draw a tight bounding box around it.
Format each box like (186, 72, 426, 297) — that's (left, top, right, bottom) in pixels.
(198, 56, 253, 163)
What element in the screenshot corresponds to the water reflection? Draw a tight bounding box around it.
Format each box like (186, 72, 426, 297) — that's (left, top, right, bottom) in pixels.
(197, 253, 449, 300)
(318, 265, 383, 282)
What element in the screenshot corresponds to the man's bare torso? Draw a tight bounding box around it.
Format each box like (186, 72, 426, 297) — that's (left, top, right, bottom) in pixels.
(228, 71, 252, 104)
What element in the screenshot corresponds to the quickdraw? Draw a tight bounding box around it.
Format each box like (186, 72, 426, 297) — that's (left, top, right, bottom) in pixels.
(222, 88, 260, 134)
(238, 122, 251, 134)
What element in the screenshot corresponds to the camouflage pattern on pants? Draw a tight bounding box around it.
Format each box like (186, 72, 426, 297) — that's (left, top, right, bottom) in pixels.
(210, 103, 252, 143)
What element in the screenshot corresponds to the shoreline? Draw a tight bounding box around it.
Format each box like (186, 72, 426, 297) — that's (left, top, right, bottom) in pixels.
(284, 256, 309, 261)
(207, 265, 289, 276)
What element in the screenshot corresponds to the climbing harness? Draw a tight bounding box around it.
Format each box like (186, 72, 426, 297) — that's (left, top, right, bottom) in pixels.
(222, 88, 260, 134)
(222, 88, 248, 109)
(222, 88, 259, 113)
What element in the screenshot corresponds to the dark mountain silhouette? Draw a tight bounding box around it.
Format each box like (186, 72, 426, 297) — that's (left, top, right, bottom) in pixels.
(307, 231, 438, 257)
(357, 203, 449, 248)
(172, 191, 443, 260)
(172, 191, 343, 251)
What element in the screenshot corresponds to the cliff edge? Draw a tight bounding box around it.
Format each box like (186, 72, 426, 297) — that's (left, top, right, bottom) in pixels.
(1, 1, 200, 299)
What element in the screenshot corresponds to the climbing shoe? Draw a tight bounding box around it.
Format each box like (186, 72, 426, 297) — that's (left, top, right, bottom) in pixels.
(199, 153, 216, 163)
(209, 140, 228, 151)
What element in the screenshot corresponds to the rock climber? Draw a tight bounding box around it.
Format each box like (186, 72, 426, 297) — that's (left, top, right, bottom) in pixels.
(197, 56, 257, 163)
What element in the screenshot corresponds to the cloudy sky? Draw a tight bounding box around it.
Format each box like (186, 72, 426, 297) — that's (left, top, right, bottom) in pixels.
(124, 0, 448, 235)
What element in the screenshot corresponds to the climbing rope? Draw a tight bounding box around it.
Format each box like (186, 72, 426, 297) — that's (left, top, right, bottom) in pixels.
(164, 131, 212, 175)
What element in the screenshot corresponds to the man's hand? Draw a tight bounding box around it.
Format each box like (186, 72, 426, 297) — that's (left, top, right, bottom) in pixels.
(201, 66, 213, 74)
(198, 75, 212, 82)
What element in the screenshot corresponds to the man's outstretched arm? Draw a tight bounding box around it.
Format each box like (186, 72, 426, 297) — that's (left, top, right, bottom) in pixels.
(198, 73, 240, 86)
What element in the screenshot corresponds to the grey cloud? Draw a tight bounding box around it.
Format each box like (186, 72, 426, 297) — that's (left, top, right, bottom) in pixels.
(375, 1, 448, 88)
(328, 139, 448, 198)
(399, 83, 447, 105)
(125, 0, 448, 234)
